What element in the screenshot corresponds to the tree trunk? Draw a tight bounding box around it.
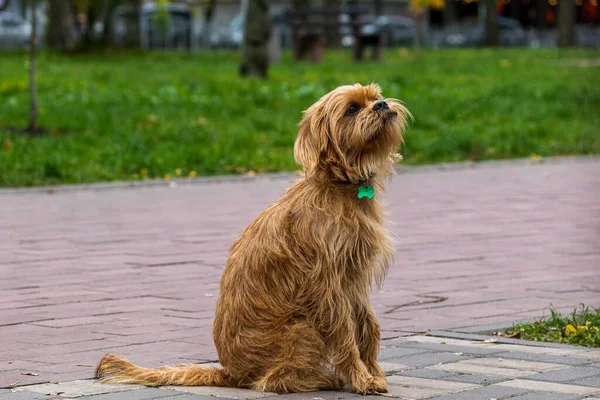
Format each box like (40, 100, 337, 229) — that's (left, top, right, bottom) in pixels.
(373, 0, 383, 16)
(484, 0, 498, 46)
(444, 0, 457, 26)
(122, 0, 141, 48)
(510, 0, 520, 23)
(46, 0, 75, 50)
(27, 0, 38, 133)
(414, 10, 425, 57)
(202, 0, 217, 48)
(100, 0, 118, 47)
(536, 0, 547, 30)
(557, 0, 575, 47)
(240, 0, 271, 78)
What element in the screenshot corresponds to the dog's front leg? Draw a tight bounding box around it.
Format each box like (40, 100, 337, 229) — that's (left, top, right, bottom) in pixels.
(355, 306, 388, 393)
(313, 295, 381, 395)
(327, 317, 378, 395)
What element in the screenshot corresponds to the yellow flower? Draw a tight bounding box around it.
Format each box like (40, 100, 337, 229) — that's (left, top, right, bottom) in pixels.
(565, 324, 577, 335)
(175, 168, 182, 176)
(577, 325, 587, 333)
(188, 170, 197, 178)
(163, 174, 170, 181)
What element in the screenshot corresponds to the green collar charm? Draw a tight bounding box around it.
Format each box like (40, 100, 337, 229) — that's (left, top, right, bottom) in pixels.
(358, 186, 375, 199)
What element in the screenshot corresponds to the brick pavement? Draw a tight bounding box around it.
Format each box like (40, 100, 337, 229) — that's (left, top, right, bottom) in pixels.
(1, 157, 599, 397)
(8, 333, 600, 399)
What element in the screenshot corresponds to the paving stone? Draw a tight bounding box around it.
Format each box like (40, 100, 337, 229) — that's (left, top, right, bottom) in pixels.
(82, 388, 186, 400)
(439, 372, 508, 385)
(495, 379, 600, 396)
(386, 376, 479, 399)
(15, 380, 144, 397)
(428, 360, 541, 378)
(378, 346, 431, 360)
(378, 362, 410, 374)
(154, 396, 220, 400)
(569, 375, 600, 387)
(266, 391, 357, 400)
(396, 341, 505, 356)
(525, 366, 600, 383)
(395, 368, 455, 380)
(429, 385, 526, 400)
(0, 392, 47, 400)
(163, 386, 277, 399)
(459, 356, 566, 372)
(493, 351, 586, 366)
(507, 392, 582, 400)
(399, 336, 504, 351)
(383, 352, 465, 367)
(490, 343, 600, 360)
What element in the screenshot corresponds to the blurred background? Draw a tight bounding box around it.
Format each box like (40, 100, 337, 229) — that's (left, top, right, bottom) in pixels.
(0, 0, 598, 187)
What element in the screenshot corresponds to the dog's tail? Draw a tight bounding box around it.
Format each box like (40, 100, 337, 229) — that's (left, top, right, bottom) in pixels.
(96, 353, 236, 387)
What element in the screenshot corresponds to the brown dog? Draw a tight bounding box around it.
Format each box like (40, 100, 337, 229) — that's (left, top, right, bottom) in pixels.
(96, 83, 410, 395)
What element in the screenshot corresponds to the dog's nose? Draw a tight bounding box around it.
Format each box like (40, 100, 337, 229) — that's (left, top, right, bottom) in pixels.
(373, 101, 388, 111)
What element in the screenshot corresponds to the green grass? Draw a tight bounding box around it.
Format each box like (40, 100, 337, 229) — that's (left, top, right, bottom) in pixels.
(505, 305, 600, 347)
(1, 48, 599, 187)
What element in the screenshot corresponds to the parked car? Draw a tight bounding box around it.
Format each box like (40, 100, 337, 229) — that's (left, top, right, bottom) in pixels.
(576, 25, 600, 48)
(210, 12, 292, 49)
(0, 11, 31, 49)
(340, 14, 416, 48)
(433, 16, 527, 48)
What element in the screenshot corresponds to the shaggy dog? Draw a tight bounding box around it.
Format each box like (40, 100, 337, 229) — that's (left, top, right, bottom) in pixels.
(96, 83, 410, 395)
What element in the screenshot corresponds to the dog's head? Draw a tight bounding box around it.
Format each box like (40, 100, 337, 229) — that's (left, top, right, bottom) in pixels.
(294, 83, 410, 183)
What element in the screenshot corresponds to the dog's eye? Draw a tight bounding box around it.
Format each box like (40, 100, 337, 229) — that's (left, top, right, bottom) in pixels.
(347, 104, 360, 115)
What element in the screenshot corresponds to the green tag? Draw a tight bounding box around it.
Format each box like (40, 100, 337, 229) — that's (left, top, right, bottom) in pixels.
(358, 186, 374, 199)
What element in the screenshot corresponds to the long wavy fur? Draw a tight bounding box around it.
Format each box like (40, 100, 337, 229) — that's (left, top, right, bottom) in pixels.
(96, 84, 409, 395)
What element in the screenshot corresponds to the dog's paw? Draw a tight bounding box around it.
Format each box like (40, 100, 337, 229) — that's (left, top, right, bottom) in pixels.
(369, 376, 388, 393)
(350, 375, 387, 395)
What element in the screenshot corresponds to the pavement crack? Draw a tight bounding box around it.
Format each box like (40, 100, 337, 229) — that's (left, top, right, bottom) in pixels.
(384, 295, 449, 314)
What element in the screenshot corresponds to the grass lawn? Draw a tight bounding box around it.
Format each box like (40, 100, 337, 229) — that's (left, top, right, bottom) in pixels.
(1, 48, 599, 187)
(504, 305, 600, 348)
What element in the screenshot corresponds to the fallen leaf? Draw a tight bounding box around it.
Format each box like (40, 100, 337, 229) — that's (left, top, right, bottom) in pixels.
(46, 391, 64, 396)
(494, 331, 519, 338)
(440, 341, 446, 344)
(529, 154, 543, 162)
(141, 114, 157, 126)
(191, 116, 207, 126)
(471, 338, 498, 344)
(21, 372, 38, 376)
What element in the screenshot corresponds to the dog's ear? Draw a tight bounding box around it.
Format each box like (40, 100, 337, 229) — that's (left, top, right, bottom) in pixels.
(294, 103, 327, 174)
